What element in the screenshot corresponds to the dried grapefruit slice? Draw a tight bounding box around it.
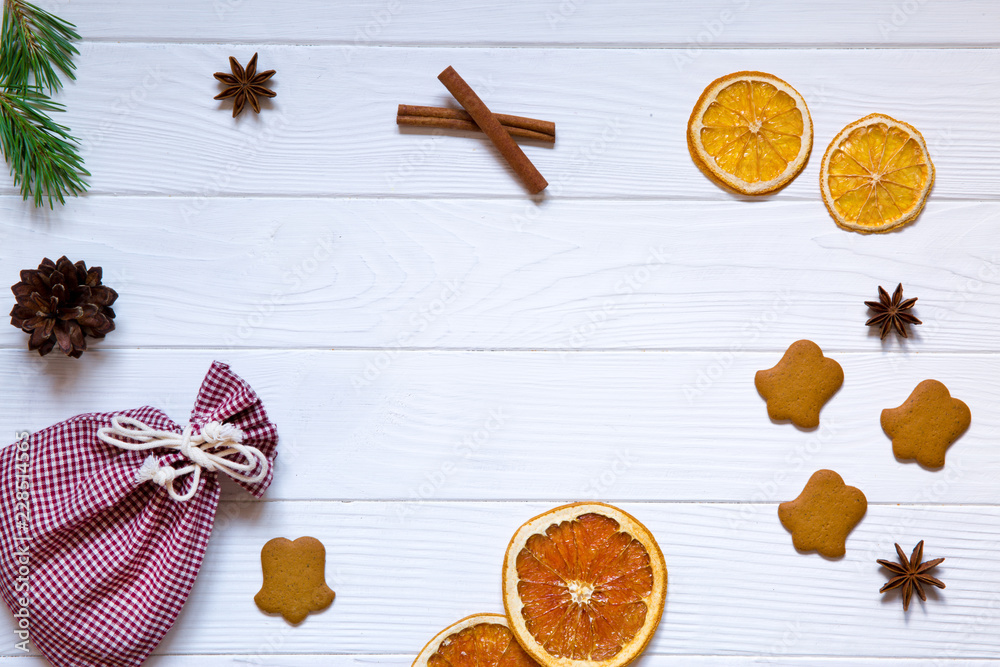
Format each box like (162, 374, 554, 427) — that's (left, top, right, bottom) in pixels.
(502, 502, 667, 667)
(412, 613, 541, 667)
(688, 71, 813, 194)
(820, 113, 934, 233)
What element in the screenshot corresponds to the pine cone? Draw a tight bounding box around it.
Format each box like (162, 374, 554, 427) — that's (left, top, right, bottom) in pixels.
(10, 256, 118, 358)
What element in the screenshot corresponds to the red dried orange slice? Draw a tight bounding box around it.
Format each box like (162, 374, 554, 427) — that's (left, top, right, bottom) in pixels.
(502, 503, 667, 667)
(412, 613, 540, 667)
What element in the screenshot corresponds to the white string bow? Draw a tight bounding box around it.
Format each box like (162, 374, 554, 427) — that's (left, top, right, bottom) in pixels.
(97, 415, 269, 502)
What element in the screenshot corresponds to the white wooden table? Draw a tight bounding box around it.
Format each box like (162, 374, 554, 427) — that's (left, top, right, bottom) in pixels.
(3, 1, 1000, 664)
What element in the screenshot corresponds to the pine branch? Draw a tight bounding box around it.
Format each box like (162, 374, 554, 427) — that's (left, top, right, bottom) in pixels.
(0, 0, 87, 207)
(2, 0, 79, 92)
(0, 84, 87, 207)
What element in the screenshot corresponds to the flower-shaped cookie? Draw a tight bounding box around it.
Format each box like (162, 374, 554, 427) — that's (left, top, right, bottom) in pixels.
(881, 379, 970, 469)
(778, 469, 867, 558)
(255, 536, 336, 624)
(755, 340, 844, 428)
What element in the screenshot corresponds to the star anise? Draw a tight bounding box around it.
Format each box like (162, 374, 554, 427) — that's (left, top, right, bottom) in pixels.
(213, 53, 276, 118)
(865, 283, 921, 339)
(877, 540, 945, 611)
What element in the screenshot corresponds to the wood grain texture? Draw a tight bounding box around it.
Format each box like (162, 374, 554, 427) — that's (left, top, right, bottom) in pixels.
(1, 350, 998, 504)
(35, 0, 1000, 46)
(2, 3, 999, 663)
(2, 197, 999, 352)
(2, 501, 998, 658)
(8, 45, 996, 199)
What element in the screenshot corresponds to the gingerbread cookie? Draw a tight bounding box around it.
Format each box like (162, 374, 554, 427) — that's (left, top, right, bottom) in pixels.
(255, 536, 335, 624)
(778, 469, 867, 558)
(755, 340, 843, 428)
(881, 379, 970, 469)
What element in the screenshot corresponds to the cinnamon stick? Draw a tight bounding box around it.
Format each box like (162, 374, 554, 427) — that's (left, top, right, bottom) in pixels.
(397, 105, 556, 141)
(397, 114, 555, 142)
(436, 66, 548, 194)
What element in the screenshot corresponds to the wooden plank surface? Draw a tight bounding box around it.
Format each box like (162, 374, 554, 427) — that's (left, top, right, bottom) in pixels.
(36, 0, 1000, 46)
(2, 197, 999, 352)
(0, 350, 996, 505)
(3, 1, 1000, 664)
(1, 501, 998, 658)
(4, 45, 993, 199)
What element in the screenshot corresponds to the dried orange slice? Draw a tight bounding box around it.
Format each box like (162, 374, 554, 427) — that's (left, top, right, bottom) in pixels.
(412, 613, 540, 667)
(820, 113, 934, 233)
(688, 71, 812, 194)
(502, 502, 667, 667)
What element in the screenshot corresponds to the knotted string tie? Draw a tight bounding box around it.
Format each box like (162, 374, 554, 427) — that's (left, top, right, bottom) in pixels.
(97, 415, 269, 502)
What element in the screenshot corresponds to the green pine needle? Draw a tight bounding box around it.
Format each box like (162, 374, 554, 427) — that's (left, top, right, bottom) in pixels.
(0, 87, 88, 207)
(2, 0, 79, 92)
(0, 0, 87, 207)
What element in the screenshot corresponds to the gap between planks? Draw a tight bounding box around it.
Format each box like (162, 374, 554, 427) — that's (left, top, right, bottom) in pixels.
(5, 347, 1000, 355)
(65, 40, 1000, 49)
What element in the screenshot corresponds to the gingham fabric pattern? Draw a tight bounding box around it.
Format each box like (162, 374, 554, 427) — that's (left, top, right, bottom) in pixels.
(0, 362, 278, 666)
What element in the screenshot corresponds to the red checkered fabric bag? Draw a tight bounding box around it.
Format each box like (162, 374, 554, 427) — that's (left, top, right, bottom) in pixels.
(0, 361, 278, 666)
